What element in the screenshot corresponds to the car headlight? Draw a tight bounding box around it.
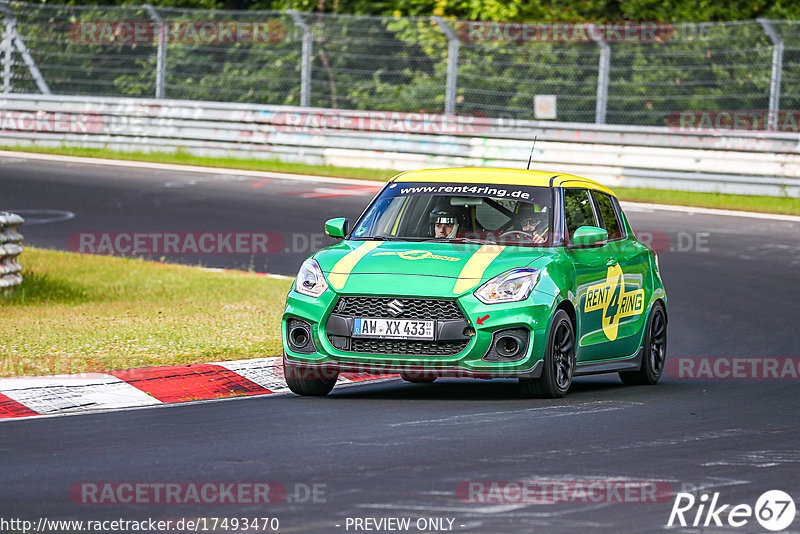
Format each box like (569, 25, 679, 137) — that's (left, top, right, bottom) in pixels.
(295, 259, 328, 298)
(474, 268, 540, 304)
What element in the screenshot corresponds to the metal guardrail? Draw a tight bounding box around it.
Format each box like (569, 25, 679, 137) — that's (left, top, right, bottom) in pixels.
(0, 93, 798, 197)
(0, 212, 24, 289)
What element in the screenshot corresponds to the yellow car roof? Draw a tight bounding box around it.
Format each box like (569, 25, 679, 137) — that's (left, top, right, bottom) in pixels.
(391, 167, 616, 197)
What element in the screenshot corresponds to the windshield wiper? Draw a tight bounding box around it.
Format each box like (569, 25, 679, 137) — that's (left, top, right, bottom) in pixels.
(422, 237, 494, 245)
(352, 236, 427, 241)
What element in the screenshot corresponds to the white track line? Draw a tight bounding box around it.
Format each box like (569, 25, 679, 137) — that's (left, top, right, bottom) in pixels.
(0, 149, 372, 186)
(620, 201, 800, 222)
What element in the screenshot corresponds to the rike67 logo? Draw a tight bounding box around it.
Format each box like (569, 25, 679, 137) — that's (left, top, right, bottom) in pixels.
(667, 490, 796, 531)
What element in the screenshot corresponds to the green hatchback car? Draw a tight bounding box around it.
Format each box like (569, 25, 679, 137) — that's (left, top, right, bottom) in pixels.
(282, 168, 667, 397)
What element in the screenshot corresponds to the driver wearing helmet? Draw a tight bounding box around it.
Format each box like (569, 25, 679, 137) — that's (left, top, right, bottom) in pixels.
(430, 208, 463, 239)
(516, 205, 549, 244)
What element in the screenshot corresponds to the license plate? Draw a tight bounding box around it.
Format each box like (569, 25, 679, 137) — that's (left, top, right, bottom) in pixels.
(352, 318, 435, 340)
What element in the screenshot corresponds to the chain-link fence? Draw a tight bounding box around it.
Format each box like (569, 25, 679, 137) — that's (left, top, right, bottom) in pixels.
(1, 1, 798, 127)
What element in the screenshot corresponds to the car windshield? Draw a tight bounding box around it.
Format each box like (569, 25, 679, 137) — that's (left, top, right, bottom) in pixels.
(351, 182, 554, 247)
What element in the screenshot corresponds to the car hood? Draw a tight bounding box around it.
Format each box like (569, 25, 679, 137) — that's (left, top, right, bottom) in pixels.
(314, 240, 550, 297)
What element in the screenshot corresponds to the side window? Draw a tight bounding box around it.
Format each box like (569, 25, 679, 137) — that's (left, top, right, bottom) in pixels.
(563, 188, 597, 240)
(591, 191, 624, 240)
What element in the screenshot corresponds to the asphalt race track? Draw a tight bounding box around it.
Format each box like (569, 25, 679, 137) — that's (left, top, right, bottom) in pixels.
(2, 153, 799, 533)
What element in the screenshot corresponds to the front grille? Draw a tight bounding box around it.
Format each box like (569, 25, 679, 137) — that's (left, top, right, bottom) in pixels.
(348, 338, 470, 356)
(333, 296, 463, 320)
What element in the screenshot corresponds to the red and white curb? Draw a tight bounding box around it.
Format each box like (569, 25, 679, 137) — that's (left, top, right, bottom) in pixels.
(0, 358, 396, 420)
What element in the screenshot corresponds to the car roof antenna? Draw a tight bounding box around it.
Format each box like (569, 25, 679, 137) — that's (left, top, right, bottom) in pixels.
(526, 136, 537, 170)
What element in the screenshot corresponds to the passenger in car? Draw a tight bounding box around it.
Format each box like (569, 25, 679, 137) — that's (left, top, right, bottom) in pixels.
(429, 207, 467, 238)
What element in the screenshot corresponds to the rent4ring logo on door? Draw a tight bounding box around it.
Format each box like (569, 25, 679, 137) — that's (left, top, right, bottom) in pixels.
(584, 265, 644, 341)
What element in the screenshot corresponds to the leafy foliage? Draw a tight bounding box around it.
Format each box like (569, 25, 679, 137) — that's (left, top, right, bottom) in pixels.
(34, 0, 800, 22)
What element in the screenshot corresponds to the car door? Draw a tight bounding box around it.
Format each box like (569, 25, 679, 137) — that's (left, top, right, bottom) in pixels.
(563, 187, 620, 362)
(592, 191, 650, 358)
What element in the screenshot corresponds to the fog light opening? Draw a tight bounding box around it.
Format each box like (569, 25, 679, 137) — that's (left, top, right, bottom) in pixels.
(482, 328, 529, 363)
(287, 318, 316, 354)
(290, 327, 309, 348)
(495, 336, 521, 357)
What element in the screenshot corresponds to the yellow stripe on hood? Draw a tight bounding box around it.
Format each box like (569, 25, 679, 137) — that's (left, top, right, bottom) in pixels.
(327, 241, 382, 290)
(452, 245, 505, 294)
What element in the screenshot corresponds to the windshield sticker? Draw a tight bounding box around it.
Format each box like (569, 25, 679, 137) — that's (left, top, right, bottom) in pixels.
(584, 264, 645, 341)
(397, 184, 534, 199)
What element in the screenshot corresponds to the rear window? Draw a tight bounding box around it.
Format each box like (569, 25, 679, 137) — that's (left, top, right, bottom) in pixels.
(591, 191, 624, 240)
(563, 188, 597, 240)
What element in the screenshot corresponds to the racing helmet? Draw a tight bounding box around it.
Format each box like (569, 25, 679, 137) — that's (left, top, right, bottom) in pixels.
(429, 208, 462, 238)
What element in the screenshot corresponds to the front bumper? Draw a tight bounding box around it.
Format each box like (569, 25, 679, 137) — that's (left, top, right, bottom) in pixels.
(283, 354, 544, 379)
(282, 287, 554, 379)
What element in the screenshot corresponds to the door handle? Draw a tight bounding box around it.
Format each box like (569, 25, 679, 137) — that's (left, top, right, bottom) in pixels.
(606, 258, 618, 267)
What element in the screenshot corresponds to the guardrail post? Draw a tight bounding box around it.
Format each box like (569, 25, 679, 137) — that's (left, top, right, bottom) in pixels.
(13, 29, 51, 95)
(2, 16, 12, 93)
(758, 19, 783, 131)
(0, 2, 50, 94)
(590, 24, 610, 124)
(433, 16, 459, 116)
(0, 212, 25, 290)
(144, 4, 167, 99)
(288, 10, 312, 107)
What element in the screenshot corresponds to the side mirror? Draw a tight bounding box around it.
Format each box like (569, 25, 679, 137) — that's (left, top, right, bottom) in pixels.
(570, 226, 608, 248)
(324, 217, 348, 239)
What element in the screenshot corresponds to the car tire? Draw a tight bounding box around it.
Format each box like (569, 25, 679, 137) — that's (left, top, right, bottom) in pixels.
(284, 360, 338, 396)
(619, 301, 667, 386)
(400, 373, 437, 384)
(520, 309, 575, 398)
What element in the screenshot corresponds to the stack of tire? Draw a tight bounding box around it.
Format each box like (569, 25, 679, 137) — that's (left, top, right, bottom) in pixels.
(0, 213, 24, 289)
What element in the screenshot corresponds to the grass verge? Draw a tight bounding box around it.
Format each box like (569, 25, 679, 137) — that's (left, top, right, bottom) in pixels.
(0, 248, 292, 377)
(3, 145, 799, 216)
(614, 187, 800, 216)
